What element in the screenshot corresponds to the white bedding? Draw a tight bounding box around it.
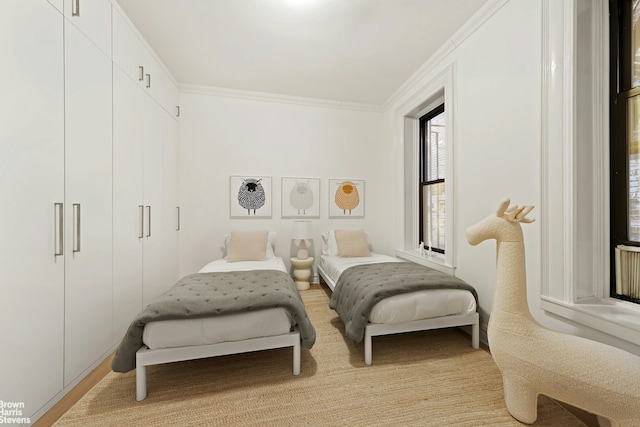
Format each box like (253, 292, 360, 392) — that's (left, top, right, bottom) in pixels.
(142, 257, 293, 349)
(320, 254, 476, 324)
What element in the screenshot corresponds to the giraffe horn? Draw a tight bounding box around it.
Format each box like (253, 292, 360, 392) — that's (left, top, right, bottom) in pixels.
(495, 198, 511, 217)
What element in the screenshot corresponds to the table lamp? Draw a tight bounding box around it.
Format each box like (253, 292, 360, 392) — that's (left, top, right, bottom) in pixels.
(292, 220, 313, 259)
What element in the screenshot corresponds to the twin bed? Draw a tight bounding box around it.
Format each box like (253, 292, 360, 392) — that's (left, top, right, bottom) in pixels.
(318, 230, 479, 365)
(112, 229, 479, 401)
(112, 231, 316, 401)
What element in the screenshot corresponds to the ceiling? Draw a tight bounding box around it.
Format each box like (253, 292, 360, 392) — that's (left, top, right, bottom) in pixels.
(115, 0, 490, 106)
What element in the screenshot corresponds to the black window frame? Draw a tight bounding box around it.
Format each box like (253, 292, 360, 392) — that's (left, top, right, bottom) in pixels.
(610, 0, 640, 303)
(419, 103, 445, 254)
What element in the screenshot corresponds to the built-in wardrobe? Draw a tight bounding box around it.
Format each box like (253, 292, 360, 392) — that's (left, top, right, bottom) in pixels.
(1, 1, 180, 422)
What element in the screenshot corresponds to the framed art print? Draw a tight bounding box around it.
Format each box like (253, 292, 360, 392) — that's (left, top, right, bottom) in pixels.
(230, 176, 272, 218)
(281, 177, 320, 218)
(329, 179, 365, 218)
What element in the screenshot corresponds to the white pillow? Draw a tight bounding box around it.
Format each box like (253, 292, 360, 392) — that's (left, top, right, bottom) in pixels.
(225, 231, 276, 259)
(321, 232, 339, 257)
(266, 231, 276, 258)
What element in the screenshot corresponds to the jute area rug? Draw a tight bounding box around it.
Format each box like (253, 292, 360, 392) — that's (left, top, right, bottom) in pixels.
(55, 288, 585, 426)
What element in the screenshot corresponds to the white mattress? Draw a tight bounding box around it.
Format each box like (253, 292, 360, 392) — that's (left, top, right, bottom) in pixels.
(142, 258, 293, 349)
(320, 254, 476, 324)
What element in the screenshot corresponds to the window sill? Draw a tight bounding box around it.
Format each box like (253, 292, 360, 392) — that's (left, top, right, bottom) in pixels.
(395, 249, 455, 275)
(540, 296, 640, 347)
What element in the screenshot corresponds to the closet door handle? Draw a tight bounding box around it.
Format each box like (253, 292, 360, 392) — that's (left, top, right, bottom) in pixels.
(138, 205, 144, 238)
(72, 0, 80, 17)
(145, 206, 151, 237)
(54, 203, 64, 256)
(145, 74, 151, 89)
(176, 206, 180, 231)
(72, 203, 81, 253)
(138, 66, 144, 82)
(176, 106, 180, 117)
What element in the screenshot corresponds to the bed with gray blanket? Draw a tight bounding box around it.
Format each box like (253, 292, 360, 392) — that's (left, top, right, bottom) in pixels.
(113, 257, 316, 401)
(319, 254, 479, 364)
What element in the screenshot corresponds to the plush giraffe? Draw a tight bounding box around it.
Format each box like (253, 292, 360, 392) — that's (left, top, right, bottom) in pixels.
(466, 198, 640, 426)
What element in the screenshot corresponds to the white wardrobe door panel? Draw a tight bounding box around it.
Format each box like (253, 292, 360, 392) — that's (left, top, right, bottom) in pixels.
(64, 0, 111, 58)
(0, 1, 65, 414)
(155, 67, 179, 117)
(112, 67, 144, 341)
(163, 114, 180, 284)
(142, 97, 169, 306)
(112, 8, 144, 86)
(63, 23, 113, 386)
(142, 48, 178, 116)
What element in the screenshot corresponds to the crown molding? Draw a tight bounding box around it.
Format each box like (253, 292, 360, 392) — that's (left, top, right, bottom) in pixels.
(179, 84, 384, 113)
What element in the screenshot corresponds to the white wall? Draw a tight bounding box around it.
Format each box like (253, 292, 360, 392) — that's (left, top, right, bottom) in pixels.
(389, 0, 541, 329)
(453, 0, 542, 328)
(178, 91, 394, 277)
(390, 0, 640, 355)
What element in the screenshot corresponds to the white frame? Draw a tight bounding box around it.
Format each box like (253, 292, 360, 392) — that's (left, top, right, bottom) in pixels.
(328, 178, 365, 218)
(281, 177, 321, 218)
(396, 63, 456, 271)
(317, 264, 479, 365)
(230, 175, 272, 218)
(135, 330, 301, 401)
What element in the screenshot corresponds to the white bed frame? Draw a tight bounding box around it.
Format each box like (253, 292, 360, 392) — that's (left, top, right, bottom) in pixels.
(318, 265, 479, 365)
(135, 330, 301, 401)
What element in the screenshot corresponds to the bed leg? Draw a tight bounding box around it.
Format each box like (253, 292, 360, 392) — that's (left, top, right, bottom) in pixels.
(471, 322, 480, 350)
(136, 365, 147, 401)
(364, 328, 372, 365)
(293, 341, 301, 375)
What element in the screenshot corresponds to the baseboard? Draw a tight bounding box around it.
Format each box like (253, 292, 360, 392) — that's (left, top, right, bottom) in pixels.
(33, 354, 114, 427)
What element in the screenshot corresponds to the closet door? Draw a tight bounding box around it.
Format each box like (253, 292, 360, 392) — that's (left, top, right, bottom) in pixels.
(142, 97, 167, 305)
(113, 66, 144, 341)
(63, 22, 113, 385)
(140, 47, 178, 115)
(0, 1, 64, 413)
(112, 9, 145, 88)
(64, 0, 111, 57)
(164, 114, 180, 284)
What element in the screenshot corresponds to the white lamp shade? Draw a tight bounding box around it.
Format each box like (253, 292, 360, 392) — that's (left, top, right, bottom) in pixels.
(291, 221, 313, 240)
(292, 221, 313, 259)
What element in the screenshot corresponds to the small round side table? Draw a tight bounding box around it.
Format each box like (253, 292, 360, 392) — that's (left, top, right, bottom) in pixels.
(290, 257, 314, 290)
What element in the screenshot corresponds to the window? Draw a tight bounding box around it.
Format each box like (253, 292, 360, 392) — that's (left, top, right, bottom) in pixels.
(419, 104, 446, 253)
(397, 65, 454, 274)
(540, 0, 640, 349)
(610, 0, 640, 303)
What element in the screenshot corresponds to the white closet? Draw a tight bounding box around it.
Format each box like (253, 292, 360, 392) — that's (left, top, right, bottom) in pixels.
(112, 9, 180, 340)
(1, 1, 179, 421)
(63, 14, 114, 386)
(0, 1, 65, 413)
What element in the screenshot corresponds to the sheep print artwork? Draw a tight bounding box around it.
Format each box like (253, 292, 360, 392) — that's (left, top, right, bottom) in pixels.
(281, 177, 320, 218)
(229, 176, 272, 218)
(329, 179, 365, 218)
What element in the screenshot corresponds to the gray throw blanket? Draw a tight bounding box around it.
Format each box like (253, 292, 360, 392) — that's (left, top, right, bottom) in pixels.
(112, 270, 316, 373)
(329, 262, 478, 342)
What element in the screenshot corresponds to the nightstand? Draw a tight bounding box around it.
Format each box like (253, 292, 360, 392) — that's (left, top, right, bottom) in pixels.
(290, 257, 314, 290)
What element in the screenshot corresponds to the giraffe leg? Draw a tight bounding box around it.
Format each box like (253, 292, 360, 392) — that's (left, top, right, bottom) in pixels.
(502, 374, 538, 424)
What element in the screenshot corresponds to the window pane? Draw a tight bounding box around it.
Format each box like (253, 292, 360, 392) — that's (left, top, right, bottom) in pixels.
(423, 182, 445, 250)
(426, 111, 446, 181)
(632, 0, 640, 87)
(628, 95, 640, 241)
